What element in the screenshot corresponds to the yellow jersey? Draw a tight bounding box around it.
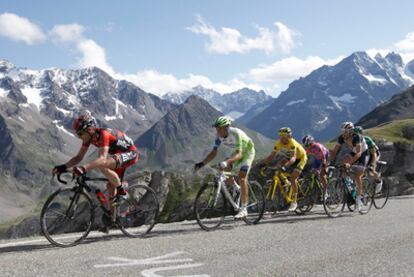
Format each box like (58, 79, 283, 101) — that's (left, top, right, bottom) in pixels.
(272, 138, 307, 161)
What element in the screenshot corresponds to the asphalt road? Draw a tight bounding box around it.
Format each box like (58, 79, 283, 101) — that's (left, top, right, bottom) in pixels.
(1, 195, 413, 277)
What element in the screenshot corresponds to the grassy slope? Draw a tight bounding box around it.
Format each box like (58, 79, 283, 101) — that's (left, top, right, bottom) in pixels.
(363, 119, 414, 144)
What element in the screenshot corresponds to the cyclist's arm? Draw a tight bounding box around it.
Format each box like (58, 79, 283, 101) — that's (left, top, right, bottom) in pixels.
(65, 145, 89, 168)
(201, 149, 218, 165)
(369, 148, 378, 166)
(285, 151, 297, 167)
(225, 149, 242, 165)
(349, 144, 362, 164)
(263, 151, 276, 165)
(330, 144, 341, 164)
(83, 146, 111, 172)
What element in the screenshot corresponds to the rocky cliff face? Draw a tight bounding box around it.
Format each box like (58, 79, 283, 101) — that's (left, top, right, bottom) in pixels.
(377, 140, 414, 196)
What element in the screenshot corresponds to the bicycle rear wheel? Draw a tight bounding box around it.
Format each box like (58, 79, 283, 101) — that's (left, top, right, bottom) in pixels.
(323, 178, 346, 218)
(243, 181, 265, 225)
(40, 188, 94, 247)
(118, 184, 159, 237)
(194, 182, 227, 231)
(373, 179, 389, 209)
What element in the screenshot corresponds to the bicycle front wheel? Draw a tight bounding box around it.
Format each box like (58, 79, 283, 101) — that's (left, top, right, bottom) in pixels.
(194, 182, 227, 231)
(296, 178, 314, 215)
(118, 184, 159, 237)
(40, 188, 94, 247)
(373, 179, 389, 209)
(358, 178, 374, 215)
(323, 178, 346, 218)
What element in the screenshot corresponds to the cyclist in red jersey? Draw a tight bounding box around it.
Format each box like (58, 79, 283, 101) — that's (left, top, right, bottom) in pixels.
(53, 112, 139, 204)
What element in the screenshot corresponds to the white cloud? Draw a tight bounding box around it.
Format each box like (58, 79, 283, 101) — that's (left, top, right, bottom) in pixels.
(51, 23, 84, 42)
(187, 15, 299, 55)
(395, 32, 414, 53)
(248, 56, 343, 83)
(118, 70, 265, 96)
(51, 24, 115, 75)
(0, 12, 46, 44)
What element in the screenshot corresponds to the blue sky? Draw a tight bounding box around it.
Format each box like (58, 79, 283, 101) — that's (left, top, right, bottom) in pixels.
(1, 0, 414, 96)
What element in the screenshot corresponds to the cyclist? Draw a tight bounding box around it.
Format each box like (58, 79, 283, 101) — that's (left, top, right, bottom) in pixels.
(194, 116, 255, 219)
(330, 122, 368, 212)
(353, 126, 383, 193)
(302, 135, 329, 190)
(52, 112, 139, 208)
(260, 127, 308, 212)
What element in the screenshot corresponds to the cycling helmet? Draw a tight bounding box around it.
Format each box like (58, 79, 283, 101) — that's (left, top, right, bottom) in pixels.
(341, 121, 354, 130)
(353, 126, 364, 135)
(341, 122, 354, 134)
(212, 116, 232, 128)
(72, 112, 97, 133)
(302, 135, 315, 147)
(278, 127, 292, 137)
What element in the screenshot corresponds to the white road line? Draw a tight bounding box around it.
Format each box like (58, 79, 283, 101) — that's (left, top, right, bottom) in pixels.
(94, 251, 210, 277)
(0, 230, 122, 249)
(141, 263, 209, 277)
(94, 251, 192, 268)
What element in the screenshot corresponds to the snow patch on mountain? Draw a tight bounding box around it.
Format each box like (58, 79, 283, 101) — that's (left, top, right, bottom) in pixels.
(316, 116, 328, 124)
(0, 88, 8, 98)
(21, 87, 43, 110)
(56, 106, 72, 116)
(287, 98, 306, 106)
(362, 73, 388, 84)
(226, 111, 244, 120)
(329, 93, 357, 104)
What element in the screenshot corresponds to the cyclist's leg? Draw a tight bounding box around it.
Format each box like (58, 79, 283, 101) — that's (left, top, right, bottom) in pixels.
(234, 151, 254, 201)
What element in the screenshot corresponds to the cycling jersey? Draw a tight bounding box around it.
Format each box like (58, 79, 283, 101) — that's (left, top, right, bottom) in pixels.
(213, 127, 255, 172)
(364, 136, 380, 165)
(84, 128, 136, 153)
(305, 142, 329, 170)
(83, 128, 138, 179)
(273, 138, 307, 170)
(337, 134, 368, 166)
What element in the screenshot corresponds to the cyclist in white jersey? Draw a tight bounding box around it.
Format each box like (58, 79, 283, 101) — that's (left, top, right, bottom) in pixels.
(194, 116, 255, 219)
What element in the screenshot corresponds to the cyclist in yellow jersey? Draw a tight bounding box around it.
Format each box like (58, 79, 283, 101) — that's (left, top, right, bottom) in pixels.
(260, 127, 307, 212)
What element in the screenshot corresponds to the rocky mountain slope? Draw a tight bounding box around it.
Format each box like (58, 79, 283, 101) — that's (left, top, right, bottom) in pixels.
(136, 95, 274, 171)
(163, 86, 273, 119)
(244, 52, 413, 140)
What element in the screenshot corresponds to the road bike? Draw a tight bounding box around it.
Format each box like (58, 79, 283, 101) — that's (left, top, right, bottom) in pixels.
(323, 165, 373, 218)
(259, 166, 310, 215)
(40, 172, 159, 247)
(295, 168, 326, 213)
(193, 166, 265, 231)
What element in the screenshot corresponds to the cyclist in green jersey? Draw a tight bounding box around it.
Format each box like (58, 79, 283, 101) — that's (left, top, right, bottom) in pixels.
(194, 116, 255, 219)
(354, 126, 383, 193)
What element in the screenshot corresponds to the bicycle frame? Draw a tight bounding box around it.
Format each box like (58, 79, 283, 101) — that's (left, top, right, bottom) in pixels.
(213, 171, 241, 211)
(263, 168, 295, 204)
(211, 168, 259, 212)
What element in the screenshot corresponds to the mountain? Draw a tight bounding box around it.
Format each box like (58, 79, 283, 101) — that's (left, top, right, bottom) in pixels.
(357, 85, 414, 128)
(162, 86, 273, 119)
(244, 52, 414, 140)
(136, 95, 274, 170)
(0, 59, 176, 222)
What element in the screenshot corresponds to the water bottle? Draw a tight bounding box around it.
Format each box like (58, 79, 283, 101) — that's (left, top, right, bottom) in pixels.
(343, 177, 352, 192)
(96, 189, 107, 205)
(343, 177, 356, 199)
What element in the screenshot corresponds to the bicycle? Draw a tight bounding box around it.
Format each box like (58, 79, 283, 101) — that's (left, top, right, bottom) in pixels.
(296, 168, 326, 213)
(40, 171, 159, 247)
(259, 166, 309, 215)
(323, 165, 373, 218)
(193, 166, 265, 231)
(366, 160, 389, 209)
